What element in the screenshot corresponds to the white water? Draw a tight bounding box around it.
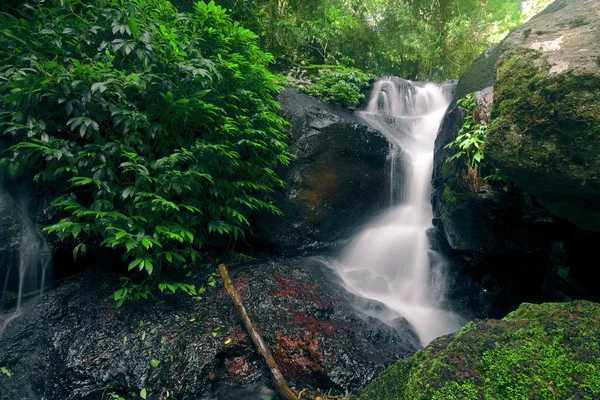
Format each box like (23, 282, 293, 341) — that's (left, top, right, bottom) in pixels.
(333, 78, 464, 346)
(0, 190, 51, 335)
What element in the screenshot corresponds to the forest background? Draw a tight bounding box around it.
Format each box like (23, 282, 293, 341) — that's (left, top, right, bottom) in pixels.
(172, 0, 553, 80)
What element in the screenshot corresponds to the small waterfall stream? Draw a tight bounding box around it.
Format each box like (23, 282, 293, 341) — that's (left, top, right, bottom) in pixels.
(333, 78, 464, 346)
(0, 188, 51, 335)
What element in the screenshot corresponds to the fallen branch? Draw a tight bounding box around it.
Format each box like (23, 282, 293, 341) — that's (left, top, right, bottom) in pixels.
(218, 264, 299, 400)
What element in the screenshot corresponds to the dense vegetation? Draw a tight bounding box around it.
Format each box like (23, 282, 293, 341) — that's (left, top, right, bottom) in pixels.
(0, 0, 291, 302)
(170, 0, 554, 80)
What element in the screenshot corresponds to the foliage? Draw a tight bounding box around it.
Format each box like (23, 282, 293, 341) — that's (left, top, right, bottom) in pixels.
(484, 168, 509, 191)
(444, 93, 510, 191)
(0, 0, 291, 301)
(444, 93, 486, 167)
(300, 68, 374, 107)
(360, 301, 600, 400)
(204, 0, 554, 80)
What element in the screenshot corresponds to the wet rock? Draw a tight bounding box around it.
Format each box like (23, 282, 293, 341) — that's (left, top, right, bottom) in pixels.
(432, 83, 557, 317)
(0, 258, 418, 400)
(252, 89, 390, 256)
(486, 0, 600, 232)
(360, 300, 600, 399)
(431, 0, 600, 318)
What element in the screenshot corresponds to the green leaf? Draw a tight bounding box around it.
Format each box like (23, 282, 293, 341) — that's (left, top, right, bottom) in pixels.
(149, 359, 160, 368)
(128, 258, 143, 271)
(128, 15, 139, 39)
(140, 388, 147, 399)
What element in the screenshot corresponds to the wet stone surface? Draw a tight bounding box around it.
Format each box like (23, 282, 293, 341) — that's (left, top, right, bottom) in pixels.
(0, 257, 418, 400)
(251, 89, 390, 256)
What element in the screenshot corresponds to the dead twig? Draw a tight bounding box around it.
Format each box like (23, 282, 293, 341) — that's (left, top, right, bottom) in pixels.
(218, 264, 299, 400)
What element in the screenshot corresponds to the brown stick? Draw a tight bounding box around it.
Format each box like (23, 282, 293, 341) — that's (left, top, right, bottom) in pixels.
(218, 264, 299, 400)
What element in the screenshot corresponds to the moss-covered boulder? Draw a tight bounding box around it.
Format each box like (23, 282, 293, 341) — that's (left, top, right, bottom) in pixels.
(486, 0, 600, 232)
(360, 300, 600, 400)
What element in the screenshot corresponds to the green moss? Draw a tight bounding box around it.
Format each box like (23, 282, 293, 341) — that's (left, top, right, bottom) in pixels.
(443, 185, 458, 206)
(359, 358, 415, 400)
(360, 301, 600, 400)
(569, 16, 587, 28)
(431, 381, 479, 400)
(486, 44, 600, 230)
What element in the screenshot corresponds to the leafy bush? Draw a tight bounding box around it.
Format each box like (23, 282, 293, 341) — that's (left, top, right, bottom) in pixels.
(0, 0, 291, 302)
(301, 67, 374, 107)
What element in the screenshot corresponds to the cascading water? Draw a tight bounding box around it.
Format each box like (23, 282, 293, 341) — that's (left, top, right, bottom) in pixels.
(333, 78, 464, 346)
(0, 187, 51, 335)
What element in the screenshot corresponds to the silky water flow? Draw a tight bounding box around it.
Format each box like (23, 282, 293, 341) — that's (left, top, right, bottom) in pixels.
(0, 190, 51, 336)
(332, 78, 464, 346)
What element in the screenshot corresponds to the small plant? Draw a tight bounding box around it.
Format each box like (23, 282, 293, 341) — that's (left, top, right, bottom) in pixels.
(484, 168, 509, 192)
(444, 93, 486, 168)
(445, 93, 510, 191)
(301, 67, 375, 107)
(106, 393, 126, 400)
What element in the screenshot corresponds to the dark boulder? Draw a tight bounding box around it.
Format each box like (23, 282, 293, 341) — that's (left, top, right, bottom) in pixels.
(252, 89, 390, 256)
(432, 83, 559, 317)
(431, 0, 600, 317)
(0, 258, 418, 400)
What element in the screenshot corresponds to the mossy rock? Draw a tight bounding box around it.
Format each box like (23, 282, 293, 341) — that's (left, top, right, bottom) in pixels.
(360, 300, 600, 400)
(486, 0, 600, 231)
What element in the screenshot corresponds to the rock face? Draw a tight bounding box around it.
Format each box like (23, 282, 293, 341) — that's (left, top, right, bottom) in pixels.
(0, 258, 418, 400)
(431, 0, 600, 318)
(252, 89, 390, 256)
(360, 300, 600, 400)
(486, 0, 600, 232)
(432, 80, 560, 317)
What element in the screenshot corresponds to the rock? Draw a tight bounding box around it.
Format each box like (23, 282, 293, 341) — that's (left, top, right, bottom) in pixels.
(486, 0, 600, 231)
(431, 0, 600, 318)
(252, 89, 390, 256)
(432, 83, 559, 317)
(433, 86, 535, 256)
(360, 300, 600, 400)
(0, 258, 418, 400)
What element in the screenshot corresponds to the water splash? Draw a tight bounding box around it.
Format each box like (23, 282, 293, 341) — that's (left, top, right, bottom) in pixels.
(332, 78, 464, 346)
(0, 189, 51, 335)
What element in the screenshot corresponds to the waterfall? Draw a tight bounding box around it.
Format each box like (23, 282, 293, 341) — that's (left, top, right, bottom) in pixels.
(332, 78, 464, 346)
(0, 187, 51, 335)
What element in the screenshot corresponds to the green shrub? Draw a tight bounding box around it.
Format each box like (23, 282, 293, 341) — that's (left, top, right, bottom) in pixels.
(0, 0, 291, 304)
(444, 92, 509, 191)
(301, 67, 375, 107)
(444, 93, 486, 168)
